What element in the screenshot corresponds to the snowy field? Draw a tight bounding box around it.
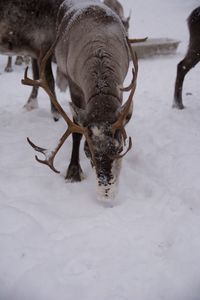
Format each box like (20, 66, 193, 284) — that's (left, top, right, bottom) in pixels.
(0, 0, 200, 299)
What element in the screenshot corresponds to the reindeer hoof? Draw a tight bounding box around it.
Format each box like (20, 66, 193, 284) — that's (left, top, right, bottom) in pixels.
(24, 98, 38, 111)
(52, 111, 60, 122)
(65, 164, 84, 182)
(172, 101, 184, 109)
(4, 66, 13, 73)
(15, 56, 23, 65)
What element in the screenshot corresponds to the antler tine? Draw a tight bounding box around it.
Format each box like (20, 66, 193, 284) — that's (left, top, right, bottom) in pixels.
(27, 137, 60, 173)
(127, 37, 138, 79)
(121, 36, 138, 107)
(112, 78, 135, 138)
(128, 8, 132, 20)
(112, 37, 138, 135)
(119, 136, 132, 158)
(111, 37, 138, 151)
(27, 126, 73, 173)
(128, 37, 148, 44)
(110, 137, 132, 160)
(120, 68, 136, 92)
(22, 66, 42, 87)
(120, 37, 138, 92)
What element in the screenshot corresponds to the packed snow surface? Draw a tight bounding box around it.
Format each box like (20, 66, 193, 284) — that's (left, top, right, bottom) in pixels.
(0, 0, 200, 299)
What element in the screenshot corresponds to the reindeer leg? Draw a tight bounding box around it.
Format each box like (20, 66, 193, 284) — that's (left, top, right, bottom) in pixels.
(65, 79, 85, 181)
(4, 56, 13, 72)
(15, 56, 23, 65)
(24, 58, 39, 111)
(173, 49, 200, 109)
(66, 131, 84, 182)
(45, 56, 60, 121)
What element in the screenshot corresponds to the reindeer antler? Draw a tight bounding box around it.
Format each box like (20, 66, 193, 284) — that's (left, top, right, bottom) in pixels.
(128, 37, 148, 44)
(110, 137, 132, 160)
(22, 38, 96, 172)
(112, 37, 138, 150)
(27, 137, 60, 173)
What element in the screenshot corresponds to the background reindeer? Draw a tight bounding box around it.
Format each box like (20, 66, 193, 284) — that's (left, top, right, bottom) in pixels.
(173, 6, 200, 109)
(23, 0, 137, 200)
(0, 0, 65, 120)
(103, 0, 130, 33)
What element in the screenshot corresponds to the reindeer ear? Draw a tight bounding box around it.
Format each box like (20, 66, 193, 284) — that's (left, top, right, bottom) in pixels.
(69, 102, 86, 126)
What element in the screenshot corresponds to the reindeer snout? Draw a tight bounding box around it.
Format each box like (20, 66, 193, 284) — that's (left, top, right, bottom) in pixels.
(96, 179, 118, 202)
(95, 166, 118, 201)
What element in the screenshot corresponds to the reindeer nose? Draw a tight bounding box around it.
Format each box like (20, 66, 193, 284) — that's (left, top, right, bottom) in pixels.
(97, 169, 112, 186)
(96, 174, 118, 202)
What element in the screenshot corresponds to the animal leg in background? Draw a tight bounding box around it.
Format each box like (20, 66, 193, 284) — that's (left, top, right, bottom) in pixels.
(173, 49, 200, 109)
(44, 55, 60, 121)
(173, 6, 200, 109)
(15, 55, 24, 65)
(4, 56, 13, 72)
(24, 58, 39, 111)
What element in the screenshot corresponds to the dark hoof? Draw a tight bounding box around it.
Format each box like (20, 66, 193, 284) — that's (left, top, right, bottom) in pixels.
(15, 57, 23, 65)
(172, 101, 184, 109)
(65, 164, 84, 182)
(52, 111, 60, 122)
(4, 67, 13, 73)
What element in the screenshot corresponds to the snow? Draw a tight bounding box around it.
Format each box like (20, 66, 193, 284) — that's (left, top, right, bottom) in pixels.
(0, 0, 200, 299)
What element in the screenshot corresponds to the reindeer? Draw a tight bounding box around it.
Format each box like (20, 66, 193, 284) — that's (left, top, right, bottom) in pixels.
(22, 0, 138, 200)
(173, 6, 200, 109)
(0, 0, 65, 120)
(103, 0, 130, 33)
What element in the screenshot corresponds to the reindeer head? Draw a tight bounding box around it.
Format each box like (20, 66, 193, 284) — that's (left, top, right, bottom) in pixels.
(70, 92, 134, 199)
(87, 126, 132, 199)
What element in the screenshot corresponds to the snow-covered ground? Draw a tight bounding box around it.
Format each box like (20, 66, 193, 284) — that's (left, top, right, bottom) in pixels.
(0, 0, 200, 299)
